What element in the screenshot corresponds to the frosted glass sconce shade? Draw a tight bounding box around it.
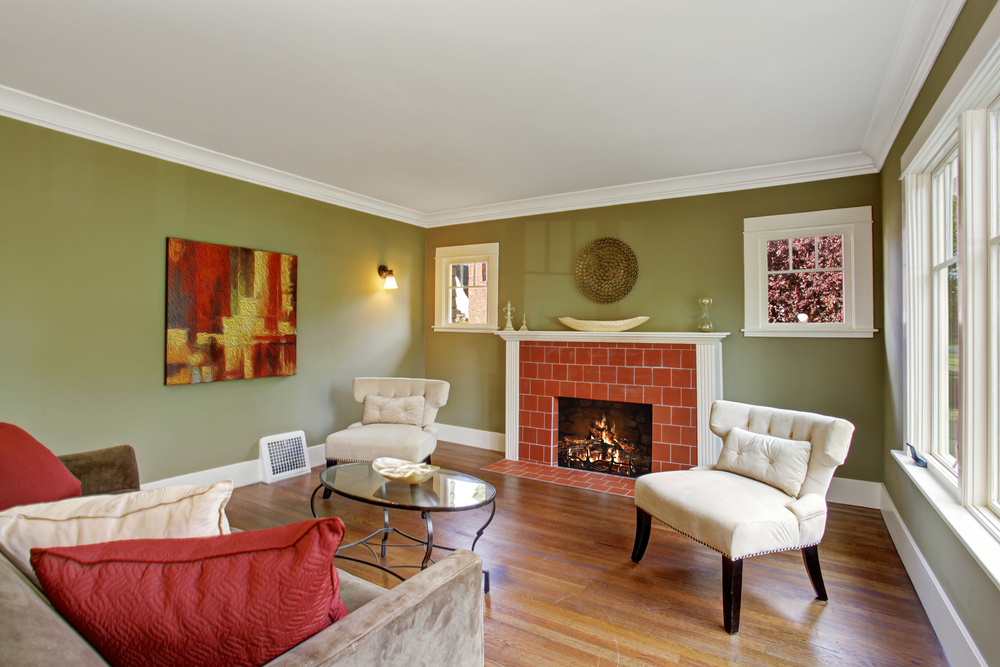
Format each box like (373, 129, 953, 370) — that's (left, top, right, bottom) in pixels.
(379, 265, 398, 289)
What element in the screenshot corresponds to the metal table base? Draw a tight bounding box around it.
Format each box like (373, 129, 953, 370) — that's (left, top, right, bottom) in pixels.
(311, 484, 495, 593)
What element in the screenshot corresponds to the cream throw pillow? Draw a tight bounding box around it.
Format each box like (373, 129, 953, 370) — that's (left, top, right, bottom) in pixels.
(716, 427, 811, 497)
(362, 395, 425, 427)
(0, 480, 232, 587)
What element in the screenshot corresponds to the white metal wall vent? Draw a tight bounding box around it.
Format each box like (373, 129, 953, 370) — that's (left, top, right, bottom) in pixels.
(259, 430, 310, 484)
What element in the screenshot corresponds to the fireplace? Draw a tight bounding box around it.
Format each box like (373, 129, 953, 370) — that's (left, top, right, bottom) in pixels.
(496, 330, 728, 472)
(558, 398, 652, 477)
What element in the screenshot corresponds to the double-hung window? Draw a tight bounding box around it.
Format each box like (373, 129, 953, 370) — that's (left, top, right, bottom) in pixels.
(930, 152, 960, 472)
(904, 102, 1000, 536)
(433, 243, 500, 332)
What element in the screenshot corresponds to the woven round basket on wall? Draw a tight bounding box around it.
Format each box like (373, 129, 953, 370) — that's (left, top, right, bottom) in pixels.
(573, 237, 638, 304)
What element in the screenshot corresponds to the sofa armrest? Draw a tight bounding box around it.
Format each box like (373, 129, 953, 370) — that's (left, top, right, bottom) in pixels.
(266, 550, 484, 667)
(0, 554, 110, 666)
(57, 445, 140, 496)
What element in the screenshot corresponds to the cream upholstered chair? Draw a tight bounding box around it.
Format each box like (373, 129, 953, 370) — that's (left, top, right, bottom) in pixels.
(631, 400, 854, 634)
(323, 378, 450, 497)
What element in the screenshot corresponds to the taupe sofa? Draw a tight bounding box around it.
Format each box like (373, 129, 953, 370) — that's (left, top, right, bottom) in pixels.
(0, 447, 485, 667)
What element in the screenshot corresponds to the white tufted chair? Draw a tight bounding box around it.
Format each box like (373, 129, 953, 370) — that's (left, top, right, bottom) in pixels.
(322, 378, 450, 498)
(631, 400, 854, 633)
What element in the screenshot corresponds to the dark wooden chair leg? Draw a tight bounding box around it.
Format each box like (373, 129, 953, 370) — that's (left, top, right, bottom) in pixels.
(631, 507, 652, 562)
(802, 544, 828, 600)
(322, 459, 337, 500)
(722, 556, 743, 634)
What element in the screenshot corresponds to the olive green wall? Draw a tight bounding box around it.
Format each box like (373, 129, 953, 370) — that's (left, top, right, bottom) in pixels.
(425, 173, 884, 482)
(0, 116, 426, 483)
(880, 1, 1000, 664)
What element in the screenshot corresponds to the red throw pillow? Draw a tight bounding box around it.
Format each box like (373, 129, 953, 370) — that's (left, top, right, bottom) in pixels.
(31, 518, 349, 667)
(0, 423, 81, 511)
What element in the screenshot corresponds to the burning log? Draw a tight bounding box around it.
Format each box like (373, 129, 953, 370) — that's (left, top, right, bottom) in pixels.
(559, 411, 648, 477)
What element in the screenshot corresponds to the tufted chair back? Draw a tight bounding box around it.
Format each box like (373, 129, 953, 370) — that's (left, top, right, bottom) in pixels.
(709, 400, 854, 500)
(352, 378, 450, 428)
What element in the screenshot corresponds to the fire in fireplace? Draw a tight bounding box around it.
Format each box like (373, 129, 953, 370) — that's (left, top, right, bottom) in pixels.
(558, 397, 652, 478)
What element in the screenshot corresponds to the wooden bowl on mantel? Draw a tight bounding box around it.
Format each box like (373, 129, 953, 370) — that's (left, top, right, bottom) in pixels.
(557, 316, 649, 332)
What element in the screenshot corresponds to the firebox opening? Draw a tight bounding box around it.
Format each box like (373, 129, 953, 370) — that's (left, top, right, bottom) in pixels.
(558, 397, 652, 478)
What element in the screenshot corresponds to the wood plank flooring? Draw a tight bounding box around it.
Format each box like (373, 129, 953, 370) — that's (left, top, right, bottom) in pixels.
(226, 441, 947, 667)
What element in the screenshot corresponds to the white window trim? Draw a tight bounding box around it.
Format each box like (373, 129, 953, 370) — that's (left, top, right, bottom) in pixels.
(902, 105, 1000, 540)
(742, 206, 877, 338)
(904, 133, 975, 498)
(897, 0, 1000, 603)
(432, 242, 500, 333)
(930, 149, 960, 476)
(990, 109, 1000, 520)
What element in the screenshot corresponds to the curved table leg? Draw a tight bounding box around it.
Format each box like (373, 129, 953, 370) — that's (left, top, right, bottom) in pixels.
(421, 511, 434, 569)
(469, 500, 496, 593)
(471, 500, 496, 552)
(310, 484, 323, 519)
(382, 508, 390, 558)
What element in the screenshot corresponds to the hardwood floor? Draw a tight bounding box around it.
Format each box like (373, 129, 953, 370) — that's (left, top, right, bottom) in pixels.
(226, 441, 947, 667)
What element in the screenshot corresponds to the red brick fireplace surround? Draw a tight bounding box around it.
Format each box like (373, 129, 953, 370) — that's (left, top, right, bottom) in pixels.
(520, 341, 696, 471)
(496, 330, 728, 475)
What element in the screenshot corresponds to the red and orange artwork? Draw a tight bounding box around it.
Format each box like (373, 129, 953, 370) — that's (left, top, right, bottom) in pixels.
(165, 238, 296, 385)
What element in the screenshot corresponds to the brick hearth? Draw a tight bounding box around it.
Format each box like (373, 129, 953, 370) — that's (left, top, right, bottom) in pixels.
(518, 340, 697, 472)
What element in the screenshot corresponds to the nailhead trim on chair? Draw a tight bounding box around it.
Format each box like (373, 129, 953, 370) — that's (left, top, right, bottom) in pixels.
(647, 513, 820, 560)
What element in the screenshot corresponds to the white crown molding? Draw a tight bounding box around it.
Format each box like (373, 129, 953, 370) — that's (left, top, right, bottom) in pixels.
(903, 0, 1000, 175)
(863, 0, 966, 171)
(0, 84, 881, 230)
(423, 152, 877, 227)
(0, 85, 426, 227)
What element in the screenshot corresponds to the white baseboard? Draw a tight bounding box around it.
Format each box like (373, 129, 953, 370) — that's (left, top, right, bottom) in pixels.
(827, 476, 882, 508)
(436, 424, 505, 452)
(142, 444, 326, 490)
(880, 486, 987, 667)
(306, 443, 327, 468)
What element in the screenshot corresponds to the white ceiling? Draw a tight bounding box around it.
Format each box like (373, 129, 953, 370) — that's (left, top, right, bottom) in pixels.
(0, 0, 965, 226)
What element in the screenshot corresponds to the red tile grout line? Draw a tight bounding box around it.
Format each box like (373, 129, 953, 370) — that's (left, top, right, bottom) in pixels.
(481, 459, 636, 497)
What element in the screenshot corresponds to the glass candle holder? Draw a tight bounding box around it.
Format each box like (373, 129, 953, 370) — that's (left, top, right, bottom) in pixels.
(697, 296, 714, 332)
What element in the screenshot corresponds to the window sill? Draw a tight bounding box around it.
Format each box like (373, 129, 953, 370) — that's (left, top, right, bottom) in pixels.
(431, 325, 498, 334)
(742, 328, 878, 338)
(892, 449, 1000, 591)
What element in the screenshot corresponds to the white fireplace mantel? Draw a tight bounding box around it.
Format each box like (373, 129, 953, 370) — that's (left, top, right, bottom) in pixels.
(496, 330, 730, 466)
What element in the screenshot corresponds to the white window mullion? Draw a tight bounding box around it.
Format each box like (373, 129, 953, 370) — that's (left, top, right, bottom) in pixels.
(988, 108, 1000, 519)
(959, 109, 991, 506)
(903, 173, 934, 460)
(990, 233, 1000, 517)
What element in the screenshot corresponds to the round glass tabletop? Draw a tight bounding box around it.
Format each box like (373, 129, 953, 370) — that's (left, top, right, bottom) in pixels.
(319, 462, 496, 512)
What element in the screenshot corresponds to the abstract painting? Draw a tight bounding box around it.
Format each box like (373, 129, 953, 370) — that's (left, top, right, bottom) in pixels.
(165, 238, 297, 385)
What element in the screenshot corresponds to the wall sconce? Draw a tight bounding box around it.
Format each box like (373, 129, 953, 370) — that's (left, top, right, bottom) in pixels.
(378, 265, 398, 290)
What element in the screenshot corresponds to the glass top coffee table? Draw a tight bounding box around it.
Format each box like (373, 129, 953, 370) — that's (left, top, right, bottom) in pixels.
(310, 462, 496, 591)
